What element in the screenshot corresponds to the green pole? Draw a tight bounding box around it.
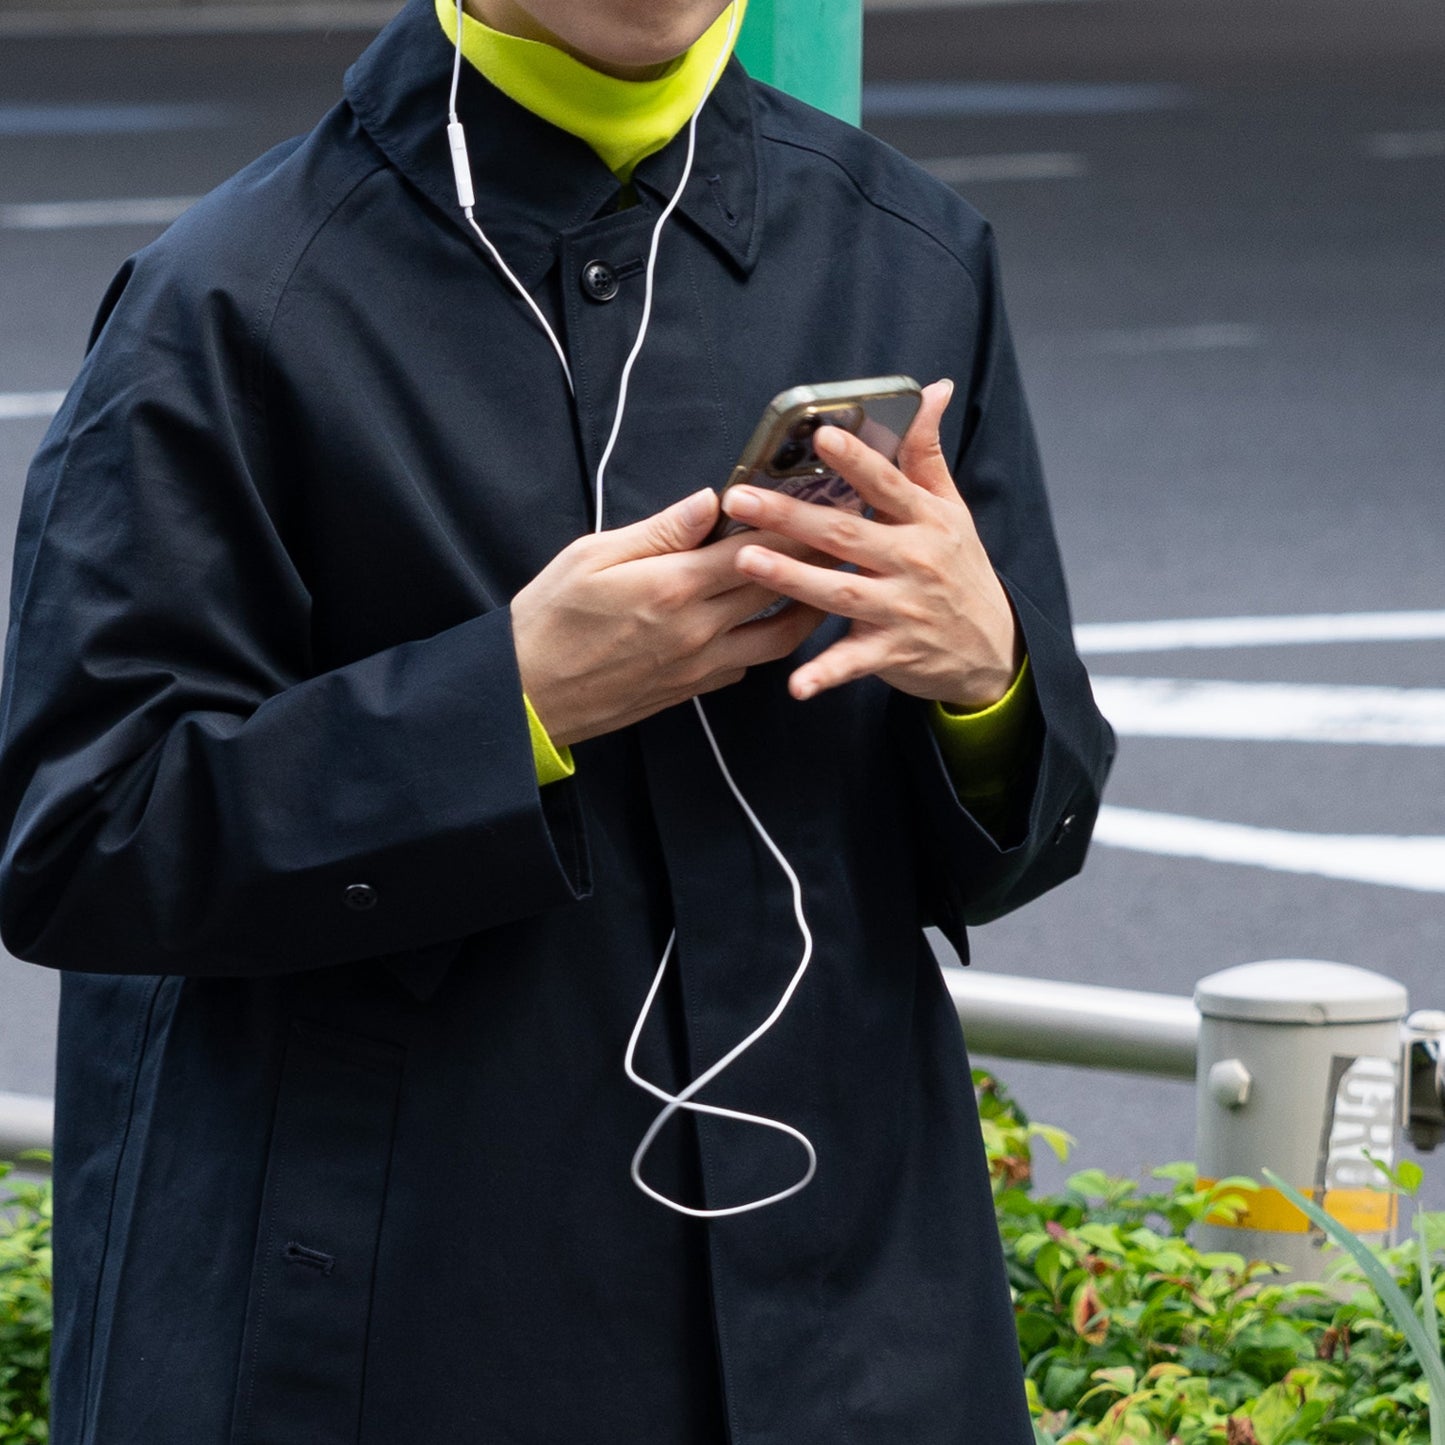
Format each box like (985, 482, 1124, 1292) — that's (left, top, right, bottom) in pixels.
(736, 0, 862, 126)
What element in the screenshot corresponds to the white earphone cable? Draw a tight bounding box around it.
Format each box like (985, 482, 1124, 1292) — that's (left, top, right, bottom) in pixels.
(448, 0, 815, 1218)
(589, 0, 738, 535)
(622, 695, 817, 1217)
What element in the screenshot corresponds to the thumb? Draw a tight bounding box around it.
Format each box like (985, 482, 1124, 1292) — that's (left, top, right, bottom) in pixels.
(595, 487, 719, 563)
(895, 378, 957, 500)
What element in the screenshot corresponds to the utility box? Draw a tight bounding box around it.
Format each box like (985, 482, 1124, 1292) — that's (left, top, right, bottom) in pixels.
(1193, 959, 1407, 1279)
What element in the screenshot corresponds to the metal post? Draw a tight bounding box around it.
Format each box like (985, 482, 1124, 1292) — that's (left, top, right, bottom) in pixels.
(1193, 960, 1408, 1279)
(736, 0, 862, 125)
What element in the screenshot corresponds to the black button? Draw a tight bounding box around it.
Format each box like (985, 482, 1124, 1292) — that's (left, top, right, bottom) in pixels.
(580, 259, 619, 302)
(344, 883, 378, 912)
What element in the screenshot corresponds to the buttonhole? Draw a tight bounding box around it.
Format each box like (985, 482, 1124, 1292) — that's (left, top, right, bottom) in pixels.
(284, 1241, 335, 1276)
(614, 257, 645, 281)
(706, 174, 739, 227)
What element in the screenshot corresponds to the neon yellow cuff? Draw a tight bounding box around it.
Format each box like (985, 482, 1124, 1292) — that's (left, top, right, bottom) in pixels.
(930, 656, 1034, 801)
(524, 694, 575, 787)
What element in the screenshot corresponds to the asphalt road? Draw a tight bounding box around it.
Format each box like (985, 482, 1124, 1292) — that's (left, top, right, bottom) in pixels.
(1, 0, 1442, 1206)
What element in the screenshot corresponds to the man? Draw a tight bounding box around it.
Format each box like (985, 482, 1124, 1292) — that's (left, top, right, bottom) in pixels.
(0, 0, 1113, 1439)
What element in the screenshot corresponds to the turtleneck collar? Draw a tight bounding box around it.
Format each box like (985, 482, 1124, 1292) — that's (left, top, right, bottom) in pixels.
(436, 0, 746, 181)
(344, 0, 764, 283)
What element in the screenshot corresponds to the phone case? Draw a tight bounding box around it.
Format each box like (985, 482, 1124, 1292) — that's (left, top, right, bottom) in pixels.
(713, 376, 922, 540)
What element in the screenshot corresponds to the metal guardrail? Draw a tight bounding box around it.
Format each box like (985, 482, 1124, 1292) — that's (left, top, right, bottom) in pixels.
(0, 971, 1197, 1176)
(0, 973, 1201, 1175)
(945, 968, 1199, 1079)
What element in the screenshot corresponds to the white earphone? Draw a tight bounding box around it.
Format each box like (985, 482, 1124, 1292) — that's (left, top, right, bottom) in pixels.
(447, 0, 816, 1217)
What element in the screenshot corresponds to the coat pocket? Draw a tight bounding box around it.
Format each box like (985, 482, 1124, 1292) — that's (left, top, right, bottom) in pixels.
(230, 1018, 405, 1445)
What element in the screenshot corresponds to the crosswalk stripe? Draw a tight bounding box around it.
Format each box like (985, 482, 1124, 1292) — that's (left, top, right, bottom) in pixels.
(0, 197, 197, 230)
(1093, 676, 1445, 747)
(0, 392, 64, 422)
(1094, 806, 1445, 894)
(1076, 611, 1445, 654)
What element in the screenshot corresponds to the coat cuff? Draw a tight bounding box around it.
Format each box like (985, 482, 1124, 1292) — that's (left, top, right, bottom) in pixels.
(894, 577, 1114, 956)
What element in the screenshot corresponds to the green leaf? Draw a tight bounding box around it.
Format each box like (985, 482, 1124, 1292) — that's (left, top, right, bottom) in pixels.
(1421, 1210, 1441, 1439)
(1030, 1124, 1075, 1163)
(1262, 1168, 1445, 1444)
(1036, 1241, 1065, 1295)
(1396, 1159, 1425, 1197)
(1042, 1361, 1091, 1411)
(1065, 1167, 1114, 1197)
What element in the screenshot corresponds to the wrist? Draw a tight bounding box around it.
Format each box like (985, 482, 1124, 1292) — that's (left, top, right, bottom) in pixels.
(939, 611, 1023, 712)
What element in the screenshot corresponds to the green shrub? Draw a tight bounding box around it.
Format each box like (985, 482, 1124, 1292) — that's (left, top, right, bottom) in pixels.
(3, 1087, 1440, 1444)
(0, 1158, 50, 1445)
(976, 1070, 1441, 1445)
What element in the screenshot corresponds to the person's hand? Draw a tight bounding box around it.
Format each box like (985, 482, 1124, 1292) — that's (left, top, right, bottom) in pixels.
(512, 490, 825, 748)
(718, 379, 1022, 709)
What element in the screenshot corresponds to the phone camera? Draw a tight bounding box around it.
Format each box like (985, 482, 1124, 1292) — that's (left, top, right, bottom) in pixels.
(771, 414, 823, 472)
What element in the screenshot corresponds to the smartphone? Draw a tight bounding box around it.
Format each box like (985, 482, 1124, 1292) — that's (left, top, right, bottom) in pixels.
(712, 376, 923, 541)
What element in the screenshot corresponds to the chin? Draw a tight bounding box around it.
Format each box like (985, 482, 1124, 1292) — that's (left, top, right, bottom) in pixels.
(569, 3, 732, 73)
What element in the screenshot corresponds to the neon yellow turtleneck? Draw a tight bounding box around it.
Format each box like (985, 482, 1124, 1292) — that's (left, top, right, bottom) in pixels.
(436, 0, 745, 181)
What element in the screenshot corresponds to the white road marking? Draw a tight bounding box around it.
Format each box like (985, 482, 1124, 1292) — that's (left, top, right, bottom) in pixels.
(1076, 611, 1445, 655)
(0, 393, 64, 422)
(0, 197, 197, 231)
(1079, 322, 1262, 355)
(1094, 805, 1445, 894)
(0, 5, 396, 38)
(861, 81, 1190, 119)
(1093, 677, 1445, 747)
(1367, 131, 1445, 160)
(922, 152, 1087, 184)
(0, 103, 229, 137)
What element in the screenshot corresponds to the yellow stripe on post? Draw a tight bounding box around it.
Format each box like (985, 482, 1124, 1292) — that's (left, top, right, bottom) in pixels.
(1201, 1179, 1398, 1236)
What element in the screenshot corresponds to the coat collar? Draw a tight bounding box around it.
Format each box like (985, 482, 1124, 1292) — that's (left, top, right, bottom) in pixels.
(344, 0, 763, 287)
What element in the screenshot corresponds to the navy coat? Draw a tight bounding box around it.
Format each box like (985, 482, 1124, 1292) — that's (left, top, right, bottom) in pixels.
(0, 3, 1114, 1441)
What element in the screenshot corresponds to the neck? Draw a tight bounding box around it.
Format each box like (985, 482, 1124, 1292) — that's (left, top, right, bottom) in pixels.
(462, 1, 675, 81)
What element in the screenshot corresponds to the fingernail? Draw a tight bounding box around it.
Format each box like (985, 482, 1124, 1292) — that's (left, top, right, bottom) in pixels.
(794, 678, 817, 701)
(723, 487, 762, 521)
(935, 378, 955, 405)
(738, 546, 774, 578)
(681, 488, 715, 526)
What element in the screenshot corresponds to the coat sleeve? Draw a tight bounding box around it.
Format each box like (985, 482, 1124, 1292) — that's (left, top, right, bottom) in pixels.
(892, 224, 1115, 950)
(0, 248, 590, 979)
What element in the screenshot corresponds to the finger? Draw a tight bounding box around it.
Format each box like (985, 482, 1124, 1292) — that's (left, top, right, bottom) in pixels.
(810, 424, 926, 524)
(594, 487, 719, 565)
(735, 545, 888, 622)
(788, 632, 891, 701)
(719, 486, 890, 570)
(665, 525, 823, 603)
(711, 601, 827, 672)
(705, 576, 796, 630)
(895, 379, 960, 501)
